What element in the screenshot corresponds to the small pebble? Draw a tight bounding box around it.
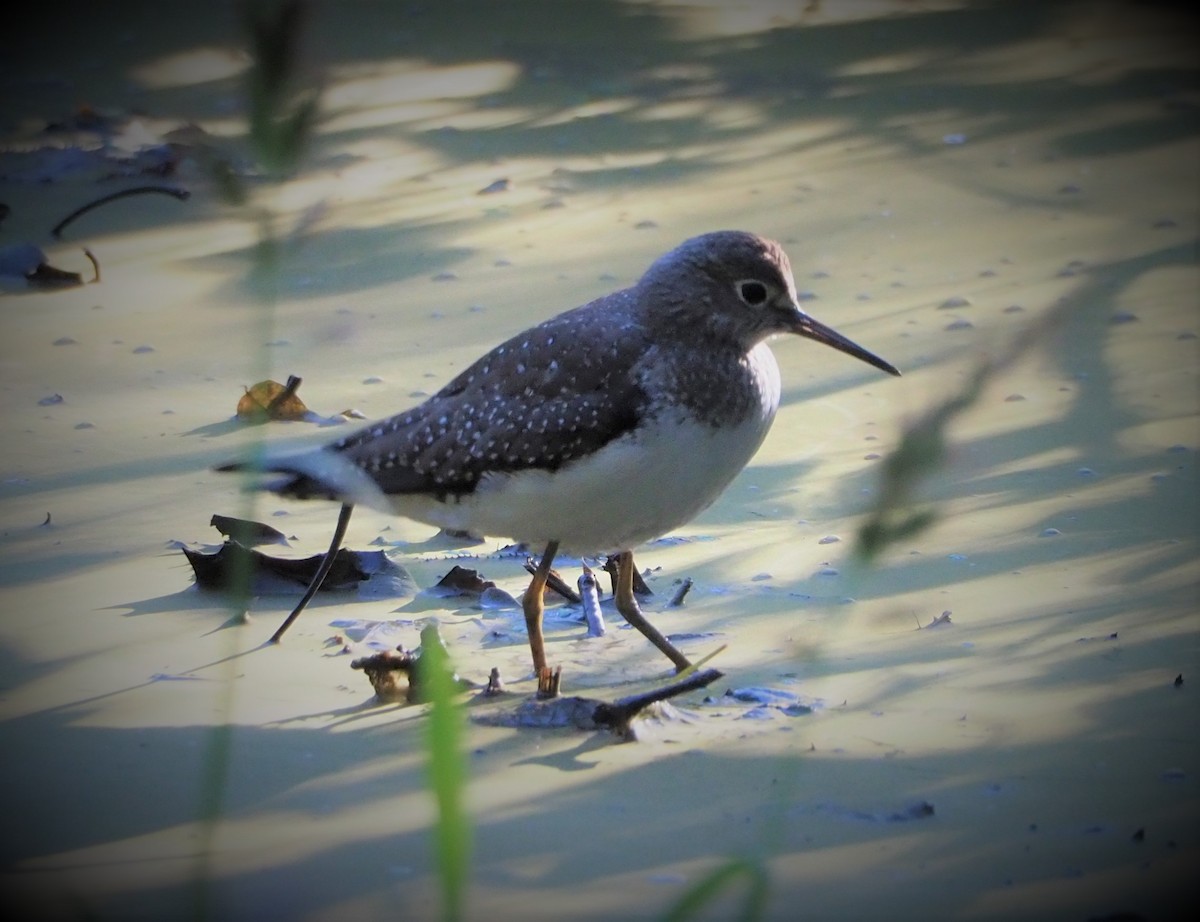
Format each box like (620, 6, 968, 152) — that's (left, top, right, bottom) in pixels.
(431, 272, 458, 282)
(1040, 528, 1061, 537)
(944, 319, 974, 331)
(477, 178, 509, 195)
(1109, 311, 1138, 324)
(939, 296, 971, 309)
(38, 394, 64, 406)
(1004, 393, 1026, 402)
(74, 421, 94, 430)
(52, 336, 77, 346)
(818, 535, 840, 545)
(132, 345, 155, 354)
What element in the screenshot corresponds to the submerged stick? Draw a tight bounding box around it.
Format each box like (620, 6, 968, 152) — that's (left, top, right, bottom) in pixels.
(51, 185, 190, 239)
(270, 502, 354, 642)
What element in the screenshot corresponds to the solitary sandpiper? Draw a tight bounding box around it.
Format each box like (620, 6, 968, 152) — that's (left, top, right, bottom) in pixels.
(220, 231, 900, 694)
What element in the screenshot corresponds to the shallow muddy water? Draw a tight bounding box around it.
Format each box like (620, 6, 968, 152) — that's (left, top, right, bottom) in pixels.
(1, 2, 1197, 920)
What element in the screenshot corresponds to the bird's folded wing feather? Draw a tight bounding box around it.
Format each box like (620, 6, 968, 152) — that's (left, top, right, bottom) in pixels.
(331, 298, 652, 498)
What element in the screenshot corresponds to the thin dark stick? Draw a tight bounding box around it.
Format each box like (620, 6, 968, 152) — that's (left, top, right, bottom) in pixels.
(270, 502, 354, 643)
(51, 185, 190, 239)
(592, 667, 723, 728)
(266, 374, 302, 416)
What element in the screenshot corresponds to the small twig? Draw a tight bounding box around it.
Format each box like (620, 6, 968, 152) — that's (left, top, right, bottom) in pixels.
(603, 555, 652, 597)
(578, 565, 606, 637)
(522, 557, 580, 603)
(51, 185, 190, 239)
(668, 577, 693, 607)
(270, 502, 354, 642)
(83, 247, 101, 282)
(673, 643, 727, 681)
(267, 374, 303, 416)
(485, 667, 504, 696)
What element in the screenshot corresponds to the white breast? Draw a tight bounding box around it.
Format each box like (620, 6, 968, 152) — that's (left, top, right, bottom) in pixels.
(390, 342, 782, 554)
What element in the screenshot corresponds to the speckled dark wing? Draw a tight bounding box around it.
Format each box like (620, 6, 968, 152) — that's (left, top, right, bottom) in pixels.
(329, 291, 652, 497)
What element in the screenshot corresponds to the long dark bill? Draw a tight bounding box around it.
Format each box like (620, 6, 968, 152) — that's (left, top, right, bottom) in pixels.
(793, 312, 901, 377)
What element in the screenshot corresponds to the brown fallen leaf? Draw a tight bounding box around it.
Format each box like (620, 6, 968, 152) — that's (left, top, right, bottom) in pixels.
(236, 375, 309, 421)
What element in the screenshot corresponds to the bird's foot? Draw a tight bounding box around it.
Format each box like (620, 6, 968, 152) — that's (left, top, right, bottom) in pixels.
(614, 550, 692, 673)
(536, 666, 562, 699)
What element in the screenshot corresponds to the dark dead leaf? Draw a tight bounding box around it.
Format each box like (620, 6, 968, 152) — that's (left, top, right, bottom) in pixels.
(183, 541, 412, 595)
(432, 565, 496, 597)
(209, 513, 290, 546)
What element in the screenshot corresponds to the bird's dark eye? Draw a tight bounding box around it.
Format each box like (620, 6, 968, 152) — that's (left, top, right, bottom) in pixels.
(738, 280, 769, 305)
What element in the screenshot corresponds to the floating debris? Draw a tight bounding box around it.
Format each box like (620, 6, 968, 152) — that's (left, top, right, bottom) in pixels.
(183, 541, 415, 597)
(667, 577, 693, 608)
(578, 565, 606, 637)
(236, 375, 309, 422)
(477, 178, 510, 195)
(351, 623, 473, 703)
(474, 668, 723, 740)
(209, 513, 290, 546)
(723, 687, 799, 706)
(426, 565, 496, 599)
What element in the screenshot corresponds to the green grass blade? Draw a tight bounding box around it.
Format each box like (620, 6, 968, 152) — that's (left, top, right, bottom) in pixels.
(418, 628, 471, 922)
(662, 857, 769, 922)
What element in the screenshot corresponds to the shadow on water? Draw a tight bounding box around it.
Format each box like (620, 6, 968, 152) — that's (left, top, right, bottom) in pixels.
(6, 1, 1196, 291)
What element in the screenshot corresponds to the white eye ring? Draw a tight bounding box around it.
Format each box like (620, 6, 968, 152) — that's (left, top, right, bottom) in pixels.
(736, 279, 769, 306)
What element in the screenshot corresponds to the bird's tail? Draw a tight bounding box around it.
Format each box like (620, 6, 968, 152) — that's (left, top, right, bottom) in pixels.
(215, 448, 391, 511)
